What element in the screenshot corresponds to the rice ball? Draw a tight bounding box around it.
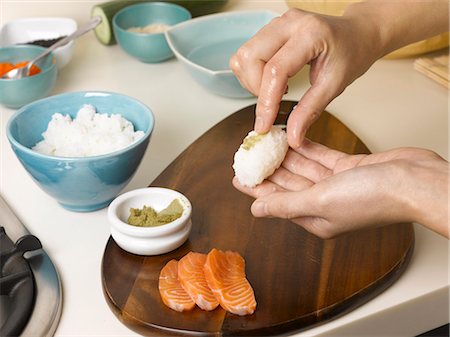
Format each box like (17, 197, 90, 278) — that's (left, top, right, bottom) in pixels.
(233, 126, 288, 188)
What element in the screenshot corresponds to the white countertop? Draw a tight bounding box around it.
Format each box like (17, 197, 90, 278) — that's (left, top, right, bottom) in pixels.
(1, 1, 449, 336)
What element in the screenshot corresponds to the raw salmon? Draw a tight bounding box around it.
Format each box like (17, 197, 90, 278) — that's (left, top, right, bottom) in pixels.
(178, 252, 220, 311)
(204, 249, 256, 316)
(158, 259, 195, 312)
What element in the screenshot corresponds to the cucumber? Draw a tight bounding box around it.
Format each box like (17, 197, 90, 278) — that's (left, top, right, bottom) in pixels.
(91, 0, 228, 45)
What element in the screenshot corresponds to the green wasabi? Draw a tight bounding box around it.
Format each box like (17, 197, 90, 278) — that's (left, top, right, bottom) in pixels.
(242, 133, 266, 150)
(127, 199, 184, 227)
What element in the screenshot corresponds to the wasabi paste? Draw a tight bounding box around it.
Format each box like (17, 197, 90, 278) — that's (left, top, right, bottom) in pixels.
(242, 133, 266, 150)
(127, 199, 184, 227)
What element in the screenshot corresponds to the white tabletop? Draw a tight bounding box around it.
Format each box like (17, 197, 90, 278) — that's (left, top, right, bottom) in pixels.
(1, 1, 449, 336)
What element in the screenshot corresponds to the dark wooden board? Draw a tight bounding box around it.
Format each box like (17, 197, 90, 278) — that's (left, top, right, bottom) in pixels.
(102, 101, 414, 336)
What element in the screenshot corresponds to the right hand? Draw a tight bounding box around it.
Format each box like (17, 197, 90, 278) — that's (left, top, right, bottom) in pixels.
(230, 8, 381, 148)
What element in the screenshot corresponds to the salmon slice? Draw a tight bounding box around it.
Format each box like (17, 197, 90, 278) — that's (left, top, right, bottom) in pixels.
(178, 252, 220, 311)
(158, 259, 195, 312)
(204, 249, 256, 316)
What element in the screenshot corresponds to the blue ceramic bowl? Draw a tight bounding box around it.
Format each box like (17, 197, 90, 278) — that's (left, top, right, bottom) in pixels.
(6, 91, 155, 212)
(0, 45, 57, 108)
(165, 10, 278, 98)
(113, 2, 191, 63)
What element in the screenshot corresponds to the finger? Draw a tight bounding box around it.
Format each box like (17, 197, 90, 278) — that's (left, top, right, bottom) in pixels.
(286, 81, 339, 148)
(230, 16, 289, 97)
(239, 16, 289, 64)
(232, 176, 285, 199)
(294, 138, 348, 170)
(290, 216, 336, 239)
(251, 189, 318, 220)
(251, 186, 342, 238)
(266, 166, 315, 191)
(229, 54, 264, 96)
(255, 39, 315, 134)
(296, 138, 371, 173)
(281, 149, 332, 182)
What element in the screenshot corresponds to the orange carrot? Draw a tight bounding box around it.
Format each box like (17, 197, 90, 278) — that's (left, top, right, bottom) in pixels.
(0, 61, 41, 78)
(0, 63, 14, 77)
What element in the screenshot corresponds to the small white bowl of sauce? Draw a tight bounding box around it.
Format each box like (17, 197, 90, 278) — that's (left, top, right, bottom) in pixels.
(108, 187, 192, 255)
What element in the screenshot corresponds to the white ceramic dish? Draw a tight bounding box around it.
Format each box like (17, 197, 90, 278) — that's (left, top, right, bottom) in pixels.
(0, 17, 77, 69)
(108, 187, 192, 255)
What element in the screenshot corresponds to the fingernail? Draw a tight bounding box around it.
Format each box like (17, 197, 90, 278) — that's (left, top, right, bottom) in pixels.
(251, 200, 267, 216)
(254, 116, 264, 132)
(290, 133, 302, 149)
(287, 132, 301, 149)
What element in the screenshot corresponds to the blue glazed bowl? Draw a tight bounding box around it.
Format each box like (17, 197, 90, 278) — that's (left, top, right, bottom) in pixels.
(113, 2, 191, 63)
(165, 10, 278, 98)
(0, 45, 57, 108)
(6, 91, 155, 212)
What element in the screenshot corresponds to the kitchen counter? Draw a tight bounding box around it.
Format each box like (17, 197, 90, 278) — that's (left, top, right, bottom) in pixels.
(1, 1, 448, 336)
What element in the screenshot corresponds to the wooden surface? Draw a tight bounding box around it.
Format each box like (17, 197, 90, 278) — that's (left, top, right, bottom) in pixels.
(414, 54, 449, 89)
(102, 101, 415, 336)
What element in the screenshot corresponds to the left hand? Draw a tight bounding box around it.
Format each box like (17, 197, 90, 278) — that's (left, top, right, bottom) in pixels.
(232, 139, 449, 239)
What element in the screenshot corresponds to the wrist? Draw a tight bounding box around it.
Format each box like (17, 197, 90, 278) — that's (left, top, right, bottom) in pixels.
(399, 158, 449, 238)
(344, 0, 450, 58)
(342, 2, 387, 61)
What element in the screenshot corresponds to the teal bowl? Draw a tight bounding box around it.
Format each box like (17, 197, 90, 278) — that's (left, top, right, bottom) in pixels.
(0, 45, 57, 108)
(113, 2, 192, 63)
(165, 10, 278, 98)
(6, 91, 155, 212)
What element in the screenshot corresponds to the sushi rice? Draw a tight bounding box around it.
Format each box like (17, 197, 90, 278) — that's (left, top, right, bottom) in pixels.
(233, 125, 288, 188)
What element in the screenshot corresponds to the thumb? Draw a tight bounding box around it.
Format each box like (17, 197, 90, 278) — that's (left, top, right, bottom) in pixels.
(251, 190, 339, 239)
(251, 190, 317, 220)
(287, 82, 341, 148)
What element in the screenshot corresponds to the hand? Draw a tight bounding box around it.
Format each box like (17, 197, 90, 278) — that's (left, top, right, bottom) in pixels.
(230, 8, 381, 148)
(233, 139, 449, 239)
(230, 1, 448, 149)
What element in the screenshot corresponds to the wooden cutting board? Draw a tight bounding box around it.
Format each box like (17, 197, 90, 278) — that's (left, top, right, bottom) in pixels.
(102, 101, 414, 336)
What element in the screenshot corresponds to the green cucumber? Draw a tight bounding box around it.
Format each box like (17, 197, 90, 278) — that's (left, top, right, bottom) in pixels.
(91, 0, 228, 45)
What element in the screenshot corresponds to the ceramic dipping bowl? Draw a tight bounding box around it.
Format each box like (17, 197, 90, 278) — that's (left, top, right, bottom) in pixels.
(0, 45, 57, 108)
(113, 2, 192, 63)
(108, 187, 192, 255)
(165, 10, 278, 98)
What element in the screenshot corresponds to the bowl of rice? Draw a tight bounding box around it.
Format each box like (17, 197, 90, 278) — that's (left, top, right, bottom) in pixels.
(113, 2, 192, 63)
(6, 91, 154, 212)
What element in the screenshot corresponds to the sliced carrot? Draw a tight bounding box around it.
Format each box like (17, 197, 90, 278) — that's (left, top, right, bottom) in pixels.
(0, 61, 41, 78)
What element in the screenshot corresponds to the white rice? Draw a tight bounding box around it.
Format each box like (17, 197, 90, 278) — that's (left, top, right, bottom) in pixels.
(32, 104, 145, 157)
(127, 23, 171, 34)
(233, 125, 288, 188)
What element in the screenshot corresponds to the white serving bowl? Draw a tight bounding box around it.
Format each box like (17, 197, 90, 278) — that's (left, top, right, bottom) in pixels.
(0, 17, 77, 69)
(108, 187, 192, 255)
